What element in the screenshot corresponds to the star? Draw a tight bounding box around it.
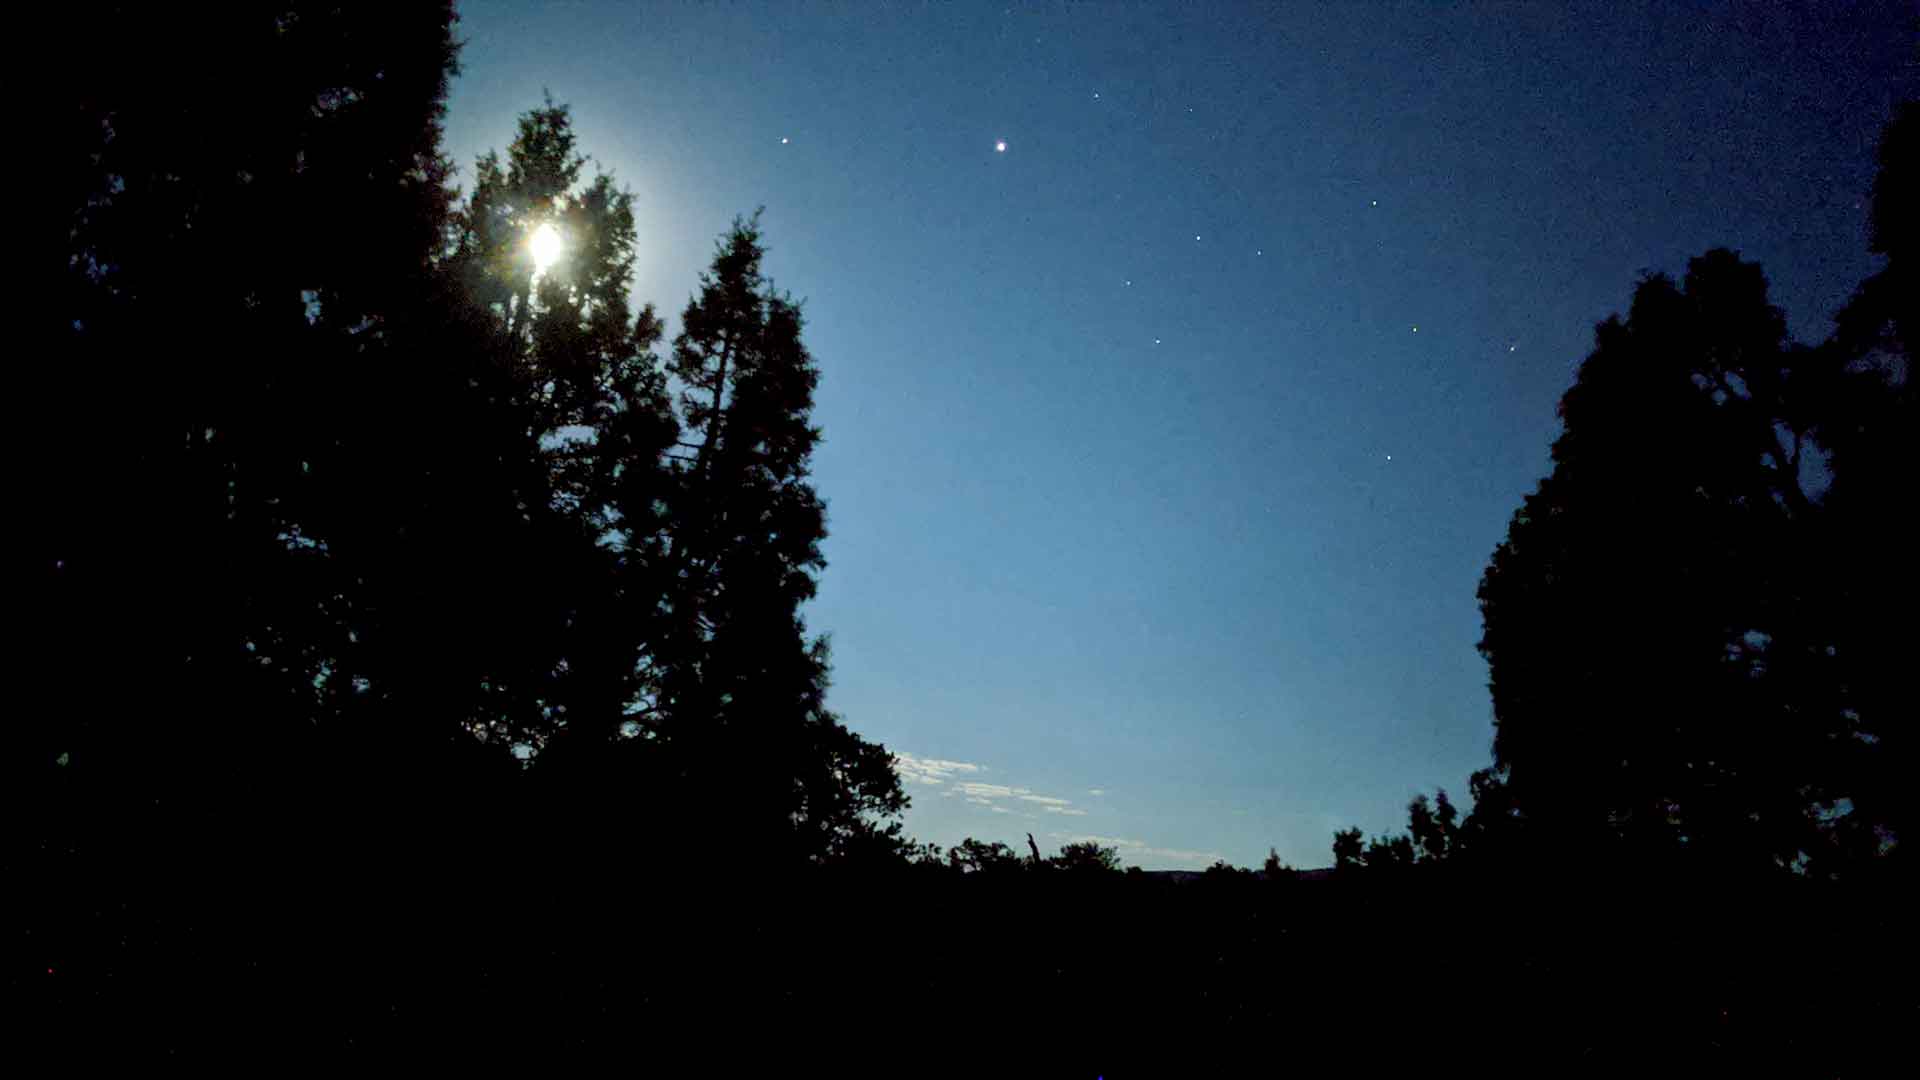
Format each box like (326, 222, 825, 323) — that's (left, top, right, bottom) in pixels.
(1255, 249, 1263, 256)
(995, 139, 1008, 153)
(1123, 279, 1132, 286)
(1154, 338, 1162, 345)
(780, 136, 789, 145)
(1412, 325, 1419, 333)
(1509, 344, 1517, 352)
(1371, 199, 1378, 207)
(1195, 234, 1202, 241)
(1093, 91, 1101, 100)
(1386, 454, 1393, 461)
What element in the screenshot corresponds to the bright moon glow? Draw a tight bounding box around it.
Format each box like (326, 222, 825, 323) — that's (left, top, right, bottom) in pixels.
(530, 223, 563, 273)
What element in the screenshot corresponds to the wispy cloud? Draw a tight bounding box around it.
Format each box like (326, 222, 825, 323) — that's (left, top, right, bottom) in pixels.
(951, 781, 1084, 816)
(954, 782, 1026, 800)
(892, 752, 987, 786)
(1050, 833, 1221, 865)
(1087, 789, 1105, 797)
(1137, 846, 1223, 864)
(900, 751, 1094, 822)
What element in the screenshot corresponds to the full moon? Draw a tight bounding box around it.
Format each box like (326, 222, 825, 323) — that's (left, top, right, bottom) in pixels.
(530, 223, 563, 273)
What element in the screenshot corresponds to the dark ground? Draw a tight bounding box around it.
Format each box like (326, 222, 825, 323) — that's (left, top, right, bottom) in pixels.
(23, 821, 1911, 1073)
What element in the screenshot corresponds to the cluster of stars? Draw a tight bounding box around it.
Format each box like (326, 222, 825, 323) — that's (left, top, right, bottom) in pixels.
(768, 118, 1520, 383)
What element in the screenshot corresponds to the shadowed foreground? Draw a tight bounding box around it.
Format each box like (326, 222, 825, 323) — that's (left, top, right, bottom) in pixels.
(28, 824, 1910, 1071)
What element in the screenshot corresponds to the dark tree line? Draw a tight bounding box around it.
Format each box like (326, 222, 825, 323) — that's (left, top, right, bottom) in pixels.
(1330, 101, 1916, 885)
(30, 1, 909, 972)
(911, 835, 1130, 875)
(27, 4, 1915, 1065)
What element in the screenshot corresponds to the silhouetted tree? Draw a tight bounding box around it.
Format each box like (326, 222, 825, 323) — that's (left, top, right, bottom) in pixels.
(38, 7, 912, 932)
(1804, 99, 1917, 874)
(1474, 241, 1861, 876)
(638, 211, 905, 863)
(1332, 828, 1366, 872)
(1051, 840, 1125, 874)
(1328, 787, 1464, 874)
(1473, 99, 1919, 877)
(413, 96, 683, 778)
(1407, 790, 1461, 863)
(411, 101, 910, 865)
(1457, 766, 1521, 858)
(1363, 833, 1416, 869)
(35, 2, 509, 867)
(948, 838, 1025, 874)
(1203, 859, 1251, 880)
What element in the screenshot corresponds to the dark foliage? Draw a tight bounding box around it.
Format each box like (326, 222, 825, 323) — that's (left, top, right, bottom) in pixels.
(30, 6, 913, 1059)
(27, 4, 1915, 1066)
(1333, 104, 1913, 886)
(1051, 839, 1127, 874)
(1465, 100, 1915, 879)
(946, 836, 1025, 874)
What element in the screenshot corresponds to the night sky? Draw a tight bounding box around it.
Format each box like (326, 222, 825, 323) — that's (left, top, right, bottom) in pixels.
(441, 1, 1917, 867)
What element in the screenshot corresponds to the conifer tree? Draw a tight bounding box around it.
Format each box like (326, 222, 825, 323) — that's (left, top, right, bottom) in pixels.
(650, 215, 906, 862)
(445, 114, 906, 862)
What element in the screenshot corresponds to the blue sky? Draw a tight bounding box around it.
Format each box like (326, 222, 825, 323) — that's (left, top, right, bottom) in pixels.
(441, 1, 1915, 867)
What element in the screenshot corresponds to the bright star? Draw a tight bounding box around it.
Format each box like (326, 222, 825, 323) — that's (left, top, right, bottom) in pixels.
(995, 139, 1007, 153)
(780, 136, 790, 144)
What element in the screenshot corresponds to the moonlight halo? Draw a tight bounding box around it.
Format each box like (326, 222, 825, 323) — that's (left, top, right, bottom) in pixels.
(530, 222, 563, 274)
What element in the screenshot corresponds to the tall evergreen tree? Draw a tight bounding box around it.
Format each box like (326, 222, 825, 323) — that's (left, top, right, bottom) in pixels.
(41, 6, 908, 889)
(441, 98, 679, 771)
(650, 216, 906, 863)
(441, 111, 906, 863)
(36, 1, 486, 848)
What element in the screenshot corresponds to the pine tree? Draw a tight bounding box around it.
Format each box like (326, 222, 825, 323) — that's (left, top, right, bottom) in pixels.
(651, 215, 905, 863)
(38, 0, 479, 829)
(444, 98, 680, 769)
(443, 111, 906, 863)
